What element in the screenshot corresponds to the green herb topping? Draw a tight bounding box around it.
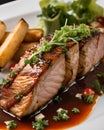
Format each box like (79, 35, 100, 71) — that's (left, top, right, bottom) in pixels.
(53, 95, 62, 103)
(72, 107, 80, 114)
(91, 28, 99, 35)
(5, 120, 17, 130)
(10, 70, 16, 78)
(53, 108, 70, 121)
(82, 88, 95, 103)
(93, 73, 104, 95)
(25, 55, 39, 65)
(14, 93, 23, 101)
(1, 78, 8, 85)
(32, 119, 49, 130)
(25, 24, 90, 65)
(83, 95, 95, 103)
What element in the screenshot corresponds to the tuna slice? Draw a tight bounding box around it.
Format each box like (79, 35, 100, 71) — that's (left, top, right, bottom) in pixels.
(10, 54, 65, 117)
(78, 34, 99, 76)
(93, 32, 104, 64)
(64, 42, 79, 86)
(78, 31, 104, 77)
(0, 46, 65, 118)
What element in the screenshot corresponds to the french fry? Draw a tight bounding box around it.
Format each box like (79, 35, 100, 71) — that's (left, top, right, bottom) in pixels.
(0, 21, 6, 43)
(23, 28, 43, 42)
(0, 19, 28, 67)
(13, 42, 39, 61)
(1, 28, 43, 44)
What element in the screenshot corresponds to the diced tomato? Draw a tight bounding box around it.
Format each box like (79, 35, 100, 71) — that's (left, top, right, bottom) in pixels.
(83, 88, 95, 96)
(9, 63, 17, 69)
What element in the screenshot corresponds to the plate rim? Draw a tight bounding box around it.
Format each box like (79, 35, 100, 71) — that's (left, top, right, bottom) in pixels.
(0, 0, 104, 130)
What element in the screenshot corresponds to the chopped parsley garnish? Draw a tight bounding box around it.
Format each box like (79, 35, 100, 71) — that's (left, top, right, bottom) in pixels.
(93, 75, 104, 95)
(97, 72, 104, 78)
(32, 119, 49, 130)
(91, 28, 99, 35)
(10, 70, 16, 77)
(51, 24, 90, 43)
(93, 80, 103, 95)
(82, 88, 95, 103)
(1, 78, 8, 85)
(14, 93, 23, 101)
(25, 55, 39, 65)
(53, 108, 70, 121)
(93, 73, 104, 95)
(4, 120, 17, 130)
(53, 95, 62, 103)
(83, 95, 95, 104)
(72, 107, 80, 114)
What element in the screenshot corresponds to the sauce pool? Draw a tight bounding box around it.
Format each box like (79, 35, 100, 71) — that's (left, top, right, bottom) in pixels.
(0, 62, 104, 130)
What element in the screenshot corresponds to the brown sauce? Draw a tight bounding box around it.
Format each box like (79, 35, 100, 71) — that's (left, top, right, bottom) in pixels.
(0, 62, 104, 130)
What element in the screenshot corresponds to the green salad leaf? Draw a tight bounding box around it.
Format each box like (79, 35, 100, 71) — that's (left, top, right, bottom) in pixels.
(89, 0, 104, 17)
(39, 0, 70, 18)
(37, 0, 104, 35)
(38, 0, 71, 35)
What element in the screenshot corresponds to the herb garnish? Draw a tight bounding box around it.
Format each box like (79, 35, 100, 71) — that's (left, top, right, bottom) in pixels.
(82, 88, 95, 103)
(53, 95, 62, 103)
(10, 70, 16, 78)
(14, 93, 23, 101)
(25, 24, 90, 65)
(72, 107, 80, 114)
(4, 120, 17, 130)
(1, 78, 8, 85)
(25, 55, 39, 65)
(53, 108, 70, 121)
(91, 28, 99, 35)
(83, 95, 95, 104)
(93, 73, 104, 95)
(32, 119, 49, 130)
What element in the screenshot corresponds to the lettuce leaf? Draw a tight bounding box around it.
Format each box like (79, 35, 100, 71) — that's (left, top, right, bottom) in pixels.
(37, 0, 104, 35)
(89, 0, 104, 17)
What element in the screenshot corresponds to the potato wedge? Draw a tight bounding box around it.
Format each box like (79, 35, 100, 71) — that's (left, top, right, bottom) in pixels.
(0, 19, 28, 67)
(0, 32, 9, 44)
(13, 42, 39, 61)
(0, 21, 6, 43)
(1, 29, 43, 44)
(23, 28, 43, 42)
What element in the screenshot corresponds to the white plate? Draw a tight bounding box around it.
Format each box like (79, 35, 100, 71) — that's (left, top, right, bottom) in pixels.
(0, 0, 104, 130)
(0, 0, 40, 31)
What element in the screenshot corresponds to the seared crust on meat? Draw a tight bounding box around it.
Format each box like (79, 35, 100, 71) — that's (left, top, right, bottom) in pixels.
(0, 44, 65, 117)
(1, 54, 65, 117)
(10, 54, 65, 117)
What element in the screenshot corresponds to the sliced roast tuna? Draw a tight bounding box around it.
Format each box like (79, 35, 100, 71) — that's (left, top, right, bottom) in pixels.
(0, 24, 97, 118)
(78, 33, 99, 76)
(64, 41, 79, 86)
(93, 31, 104, 64)
(0, 46, 65, 117)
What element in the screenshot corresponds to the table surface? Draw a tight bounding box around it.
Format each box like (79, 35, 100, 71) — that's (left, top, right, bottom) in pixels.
(0, 0, 15, 5)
